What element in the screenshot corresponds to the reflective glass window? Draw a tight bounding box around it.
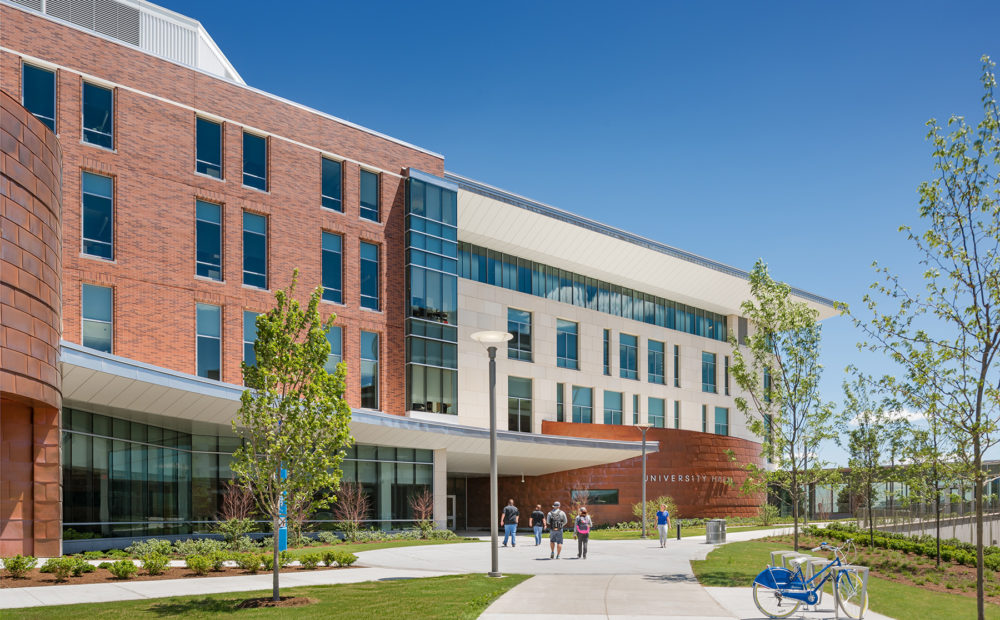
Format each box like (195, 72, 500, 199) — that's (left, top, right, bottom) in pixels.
(321, 157, 342, 211)
(507, 376, 532, 432)
(81, 284, 112, 353)
(648, 339, 665, 384)
(714, 407, 729, 436)
(603, 390, 623, 425)
(22, 63, 55, 132)
(648, 397, 665, 428)
(196, 117, 222, 178)
(195, 200, 222, 280)
(571, 386, 593, 424)
(242, 132, 267, 190)
(702, 352, 717, 393)
(619, 334, 638, 380)
(81, 171, 113, 259)
(82, 82, 113, 148)
(556, 319, 578, 369)
(325, 325, 343, 373)
(196, 303, 221, 380)
(243, 311, 259, 367)
(360, 242, 380, 310)
(242, 212, 267, 288)
(556, 382, 565, 422)
(507, 308, 532, 361)
(361, 331, 379, 409)
(360, 169, 379, 221)
(322, 232, 343, 303)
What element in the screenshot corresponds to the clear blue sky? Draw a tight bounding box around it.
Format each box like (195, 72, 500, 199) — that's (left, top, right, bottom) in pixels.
(164, 0, 999, 463)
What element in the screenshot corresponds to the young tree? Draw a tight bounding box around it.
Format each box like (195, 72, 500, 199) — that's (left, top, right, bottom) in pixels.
(231, 273, 352, 602)
(847, 57, 1000, 619)
(332, 482, 370, 542)
(408, 488, 435, 537)
(729, 259, 838, 552)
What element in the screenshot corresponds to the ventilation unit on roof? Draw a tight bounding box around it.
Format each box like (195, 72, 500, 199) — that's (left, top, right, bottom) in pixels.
(8, 0, 43, 10)
(45, 0, 140, 46)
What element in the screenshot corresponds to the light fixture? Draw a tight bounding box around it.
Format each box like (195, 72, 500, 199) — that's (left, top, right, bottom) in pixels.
(635, 423, 653, 540)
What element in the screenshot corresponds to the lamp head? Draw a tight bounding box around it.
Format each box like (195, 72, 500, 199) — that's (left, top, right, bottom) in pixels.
(470, 331, 513, 346)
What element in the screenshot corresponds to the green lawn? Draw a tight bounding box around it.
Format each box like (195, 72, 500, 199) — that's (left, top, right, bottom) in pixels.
(588, 524, 783, 540)
(4, 573, 529, 620)
(690, 540, 1000, 620)
(284, 537, 479, 558)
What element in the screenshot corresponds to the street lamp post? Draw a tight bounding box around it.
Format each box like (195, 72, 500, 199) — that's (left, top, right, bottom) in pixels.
(636, 423, 652, 539)
(471, 330, 513, 578)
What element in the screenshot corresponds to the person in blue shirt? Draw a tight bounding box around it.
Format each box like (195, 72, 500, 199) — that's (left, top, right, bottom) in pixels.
(656, 504, 671, 548)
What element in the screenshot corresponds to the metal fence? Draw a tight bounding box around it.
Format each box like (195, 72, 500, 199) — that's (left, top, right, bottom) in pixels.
(856, 499, 1000, 546)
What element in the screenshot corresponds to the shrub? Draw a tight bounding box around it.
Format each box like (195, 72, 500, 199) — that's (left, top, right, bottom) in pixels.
(228, 536, 259, 553)
(109, 560, 138, 580)
(185, 555, 212, 576)
(334, 551, 358, 567)
(261, 551, 292, 571)
(235, 552, 262, 573)
(209, 550, 229, 571)
(107, 549, 130, 559)
(173, 538, 226, 556)
(82, 551, 103, 560)
(3, 554, 38, 578)
(216, 517, 256, 543)
(427, 529, 459, 540)
(758, 504, 781, 526)
(142, 553, 169, 576)
(316, 531, 341, 545)
(322, 551, 338, 567)
(46, 558, 74, 582)
(97, 561, 113, 569)
(126, 538, 172, 558)
(71, 557, 95, 576)
(632, 496, 677, 529)
(299, 553, 321, 569)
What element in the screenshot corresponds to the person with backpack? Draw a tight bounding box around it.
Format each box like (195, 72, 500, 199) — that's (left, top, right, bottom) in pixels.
(530, 504, 547, 546)
(547, 501, 567, 559)
(574, 506, 593, 559)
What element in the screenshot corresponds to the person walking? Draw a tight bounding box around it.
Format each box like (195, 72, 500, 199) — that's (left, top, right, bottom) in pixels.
(574, 507, 592, 559)
(501, 498, 519, 547)
(656, 503, 671, 548)
(530, 504, 546, 546)
(547, 501, 567, 559)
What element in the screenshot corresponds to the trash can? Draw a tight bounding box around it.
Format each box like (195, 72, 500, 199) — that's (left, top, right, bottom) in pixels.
(705, 519, 727, 544)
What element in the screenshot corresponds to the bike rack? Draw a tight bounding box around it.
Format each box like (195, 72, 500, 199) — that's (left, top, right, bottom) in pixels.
(804, 557, 829, 609)
(770, 550, 806, 569)
(832, 564, 870, 620)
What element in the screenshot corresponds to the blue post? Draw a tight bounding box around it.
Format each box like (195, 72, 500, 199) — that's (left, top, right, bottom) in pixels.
(278, 467, 288, 551)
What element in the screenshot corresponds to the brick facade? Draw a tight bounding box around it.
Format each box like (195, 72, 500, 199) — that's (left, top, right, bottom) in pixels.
(1, 89, 63, 556)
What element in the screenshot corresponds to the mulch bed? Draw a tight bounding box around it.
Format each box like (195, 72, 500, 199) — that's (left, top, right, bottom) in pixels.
(236, 596, 319, 608)
(0, 565, 352, 589)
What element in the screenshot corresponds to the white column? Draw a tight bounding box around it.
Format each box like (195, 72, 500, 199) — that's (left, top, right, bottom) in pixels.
(433, 448, 448, 529)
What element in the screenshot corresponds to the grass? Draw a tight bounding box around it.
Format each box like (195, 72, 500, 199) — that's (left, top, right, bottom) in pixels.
(588, 524, 785, 540)
(690, 540, 1000, 620)
(3, 573, 529, 619)
(284, 538, 479, 558)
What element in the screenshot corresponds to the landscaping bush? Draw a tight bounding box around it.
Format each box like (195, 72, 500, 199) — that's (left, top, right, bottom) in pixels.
(82, 551, 103, 560)
(322, 551, 338, 567)
(173, 538, 226, 556)
(228, 536, 259, 553)
(758, 504, 781, 527)
(126, 539, 172, 558)
(209, 550, 229, 571)
(427, 529, 459, 540)
(316, 531, 341, 545)
(632, 495, 677, 529)
(262, 551, 292, 570)
(97, 561, 113, 569)
(71, 557, 95, 576)
(2, 554, 38, 578)
(141, 553, 169, 576)
(215, 517, 256, 543)
(185, 554, 212, 576)
(299, 553, 321, 569)
(235, 552, 262, 573)
(334, 551, 358, 567)
(46, 558, 74, 582)
(107, 549, 130, 559)
(109, 559, 138, 580)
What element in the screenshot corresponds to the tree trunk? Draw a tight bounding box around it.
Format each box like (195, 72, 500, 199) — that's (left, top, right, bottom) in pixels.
(272, 513, 280, 602)
(935, 479, 941, 567)
(975, 440, 984, 620)
(867, 482, 875, 548)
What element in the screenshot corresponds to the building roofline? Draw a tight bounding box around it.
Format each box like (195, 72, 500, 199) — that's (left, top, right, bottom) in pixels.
(446, 171, 837, 309)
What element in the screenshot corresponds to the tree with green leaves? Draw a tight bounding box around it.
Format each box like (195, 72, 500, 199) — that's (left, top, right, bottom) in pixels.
(729, 259, 838, 552)
(846, 56, 1000, 620)
(231, 273, 352, 602)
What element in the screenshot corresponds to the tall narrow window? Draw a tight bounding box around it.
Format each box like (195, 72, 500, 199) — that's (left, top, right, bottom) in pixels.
(649, 397, 665, 428)
(571, 386, 593, 423)
(196, 303, 221, 380)
(603, 390, 623, 425)
(648, 339, 665, 384)
(81, 284, 112, 353)
(322, 232, 343, 303)
(321, 157, 342, 211)
(764, 367, 772, 403)
(556, 319, 578, 369)
(556, 383, 565, 422)
(724, 356, 730, 396)
(620, 334, 638, 380)
(243, 311, 259, 367)
(603, 329, 611, 375)
(360, 241, 380, 310)
(507, 308, 532, 361)
(360, 169, 380, 221)
(195, 200, 222, 280)
(508, 376, 532, 432)
(714, 407, 729, 436)
(82, 82, 113, 148)
(674, 401, 681, 429)
(702, 352, 717, 393)
(701, 405, 708, 433)
(242, 131, 267, 191)
(673, 345, 680, 387)
(22, 63, 55, 132)
(633, 394, 640, 424)
(81, 171, 113, 259)
(242, 212, 267, 288)
(196, 117, 222, 178)
(360, 331, 379, 409)
(324, 325, 343, 373)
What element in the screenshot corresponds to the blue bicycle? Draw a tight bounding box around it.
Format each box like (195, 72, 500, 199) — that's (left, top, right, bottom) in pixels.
(752, 539, 869, 619)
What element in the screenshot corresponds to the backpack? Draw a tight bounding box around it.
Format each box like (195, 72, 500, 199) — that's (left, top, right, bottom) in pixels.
(576, 516, 591, 534)
(548, 509, 567, 530)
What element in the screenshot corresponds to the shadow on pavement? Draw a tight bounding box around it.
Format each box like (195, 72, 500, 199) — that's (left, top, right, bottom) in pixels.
(641, 573, 699, 583)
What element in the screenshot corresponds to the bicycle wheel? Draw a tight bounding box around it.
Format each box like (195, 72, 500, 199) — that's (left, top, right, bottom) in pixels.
(836, 569, 869, 619)
(752, 583, 802, 618)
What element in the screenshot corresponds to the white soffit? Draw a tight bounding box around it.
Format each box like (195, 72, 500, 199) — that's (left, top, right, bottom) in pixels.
(450, 173, 837, 320)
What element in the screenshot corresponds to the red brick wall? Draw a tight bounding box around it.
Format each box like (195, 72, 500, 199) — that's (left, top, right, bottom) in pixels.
(1, 4, 444, 415)
(1, 89, 62, 557)
(466, 423, 765, 527)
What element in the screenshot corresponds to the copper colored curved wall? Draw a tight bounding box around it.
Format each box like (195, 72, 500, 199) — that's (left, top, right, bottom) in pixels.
(467, 423, 765, 527)
(1, 90, 62, 556)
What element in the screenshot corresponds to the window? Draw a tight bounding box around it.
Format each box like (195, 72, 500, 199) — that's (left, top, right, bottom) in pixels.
(648, 339, 665, 384)
(360, 169, 379, 221)
(22, 63, 55, 132)
(674, 401, 681, 429)
(242, 131, 267, 190)
(603, 329, 611, 375)
(714, 407, 729, 436)
(507, 308, 532, 361)
(82, 82, 113, 148)
(620, 334, 638, 380)
(321, 157, 342, 211)
(81, 171, 113, 259)
(195, 200, 222, 280)
(556, 383, 565, 422)
(243, 311, 259, 367)
(649, 397, 665, 428)
(556, 319, 578, 369)
(572, 489, 619, 505)
(196, 303, 221, 380)
(702, 352, 717, 393)
(724, 356, 730, 396)
(242, 212, 267, 288)
(701, 405, 708, 433)
(508, 376, 532, 433)
(673, 345, 680, 387)
(633, 394, 640, 424)
(325, 325, 343, 374)
(360, 241, 380, 310)
(196, 117, 222, 178)
(81, 284, 112, 353)
(603, 390, 623, 425)
(764, 367, 772, 403)
(571, 386, 593, 423)
(360, 331, 379, 409)
(322, 232, 343, 303)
